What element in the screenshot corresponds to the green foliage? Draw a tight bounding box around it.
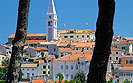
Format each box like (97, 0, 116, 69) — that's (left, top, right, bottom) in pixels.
(74, 72, 85, 83)
(2, 57, 9, 67)
(0, 57, 9, 80)
(42, 56, 46, 60)
(115, 81, 119, 83)
(123, 79, 130, 83)
(57, 73, 64, 83)
(34, 60, 38, 63)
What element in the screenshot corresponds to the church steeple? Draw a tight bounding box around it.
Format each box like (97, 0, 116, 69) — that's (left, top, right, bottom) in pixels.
(47, 0, 56, 14)
(46, 0, 57, 42)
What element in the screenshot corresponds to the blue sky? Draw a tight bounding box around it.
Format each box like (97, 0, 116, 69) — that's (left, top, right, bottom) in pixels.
(0, 0, 133, 44)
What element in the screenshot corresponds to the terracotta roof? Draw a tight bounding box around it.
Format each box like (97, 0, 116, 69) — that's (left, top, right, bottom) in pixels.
(0, 65, 5, 68)
(30, 57, 38, 60)
(30, 47, 48, 51)
(124, 37, 133, 41)
(119, 67, 133, 70)
(71, 42, 95, 47)
(112, 41, 132, 44)
(39, 60, 46, 64)
(57, 42, 68, 46)
(46, 55, 56, 59)
(21, 63, 38, 68)
(56, 50, 93, 61)
(32, 80, 46, 83)
(8, 33, 46, 39)
(58, 29, 94, 34)
(25, 40, 46, 43)
(58, 48, 71, 53)
(111, 47, 122, 51)
(124, 52, 133, 56)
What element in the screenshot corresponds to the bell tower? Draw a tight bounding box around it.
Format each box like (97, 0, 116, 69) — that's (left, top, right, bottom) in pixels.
(46, 0, 57, 42)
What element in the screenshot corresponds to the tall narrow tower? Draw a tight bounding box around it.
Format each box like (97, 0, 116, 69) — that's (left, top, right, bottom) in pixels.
(46, 0, 57, 42)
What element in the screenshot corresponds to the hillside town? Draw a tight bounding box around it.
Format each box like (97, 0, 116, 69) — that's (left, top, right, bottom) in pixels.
(0, 0, 133, 83)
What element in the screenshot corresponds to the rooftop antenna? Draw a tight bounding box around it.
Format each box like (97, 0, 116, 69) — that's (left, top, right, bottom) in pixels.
(86, 22, 89, 29)
(64, 24, 66, 29)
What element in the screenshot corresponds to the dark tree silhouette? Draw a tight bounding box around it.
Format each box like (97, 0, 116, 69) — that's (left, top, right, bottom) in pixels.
(6, 0, 31, 83)
(87, 0, 115, 83)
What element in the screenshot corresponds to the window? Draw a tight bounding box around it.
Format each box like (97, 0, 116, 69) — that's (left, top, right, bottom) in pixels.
(48, 71, 50, 74)
(22, 68, 24, 71)
(64, 36, 68, 38)
(54, 48, 56, 51)
(116, 52, 119, 54)
(87, 35, 89, 38)
(48, 65, 50, 69)
(76, 65, 78, 70)
(81, 62, 84, 66)
(130, 73, 133, 77)
(123, 73, 126, 77)
(122, 47, 125, 50)
(49, 15, 51, 18)
(71, 65, 73, 70)
(32, 73, 34, 76)
(70, 31, 74, 33)
(61, 65, 63, 70)
(82, 35, 84, 38)
(43, 65, 46, 69)
(126, 60, 133, 64)
(66, 74, 68, 79)
(87, 48, 89, 50)
(71, 75, 73, 79)
(77, 35, 79, 38)
(61, 53, 64, 57)
(48, 60, 51, 62)
(27, 69, 29, 71)
(87, 66, 89, 70)
(76, 48, 78, 50)
(32, 68, 34, 71)
(43, 71, 46, 74)
(56, 74, 58, 79)
(70, 36, 74, 38)
(48, 21, 53, 26)
(66, 65, 68, 70)
(116, 57, 118, 60)
(109, 57, 112, 60)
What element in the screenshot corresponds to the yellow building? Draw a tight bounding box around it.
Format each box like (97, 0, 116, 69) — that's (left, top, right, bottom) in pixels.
(57, 29, 95, 42)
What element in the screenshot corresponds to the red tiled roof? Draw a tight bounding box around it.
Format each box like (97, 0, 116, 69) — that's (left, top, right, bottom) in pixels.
(56, 50, 93, 61)
(119, 67, 133, 70)
(25, 40, 46, 43)
(39, 60, 46, 64)
(46, 55, 56, 59)
(111, 47, 122, 51)
(71, 42, 95, 47)
(32, 80, 46, 83)
(30, 57, 38, 60)
(58, 48, 71, 53)
(30, 47, 48, 51)
(8, 33, 46, 38)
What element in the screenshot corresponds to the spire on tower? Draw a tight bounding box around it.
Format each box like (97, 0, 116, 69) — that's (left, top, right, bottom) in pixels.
(47, 0, 56, 14)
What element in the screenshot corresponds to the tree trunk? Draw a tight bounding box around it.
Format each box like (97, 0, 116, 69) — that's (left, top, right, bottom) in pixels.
(87, 0, 115, 83)
(6, 0, 31, 83)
